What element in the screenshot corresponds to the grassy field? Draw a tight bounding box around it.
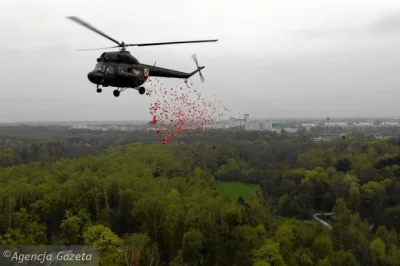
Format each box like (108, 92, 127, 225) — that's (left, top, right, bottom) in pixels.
(217, 181, 258, 200)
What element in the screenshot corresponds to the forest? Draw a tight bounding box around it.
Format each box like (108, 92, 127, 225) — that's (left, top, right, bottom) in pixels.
(1, 125, 400, 265)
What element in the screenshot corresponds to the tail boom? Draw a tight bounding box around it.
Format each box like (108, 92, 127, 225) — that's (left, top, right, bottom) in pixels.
(188, 66, 205, 78)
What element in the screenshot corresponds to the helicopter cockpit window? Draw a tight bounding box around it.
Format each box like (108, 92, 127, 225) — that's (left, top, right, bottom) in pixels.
(106, 66, 115, 74)
(94, 63, 103, 71)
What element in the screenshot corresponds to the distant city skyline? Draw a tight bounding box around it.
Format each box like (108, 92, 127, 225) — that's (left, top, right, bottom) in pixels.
(1, 115, 400, 125)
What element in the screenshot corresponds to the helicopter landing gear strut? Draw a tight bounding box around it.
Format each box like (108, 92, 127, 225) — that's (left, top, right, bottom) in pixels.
(113, 87, 129, 97)
(112, 87, 146, 97)
(96, 85, 102, 93)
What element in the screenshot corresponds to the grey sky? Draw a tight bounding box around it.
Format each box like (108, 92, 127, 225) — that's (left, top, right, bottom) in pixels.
(1, 0, 400, 122)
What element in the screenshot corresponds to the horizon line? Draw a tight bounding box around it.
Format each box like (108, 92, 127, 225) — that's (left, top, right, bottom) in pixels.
(1, 116, 399, 124)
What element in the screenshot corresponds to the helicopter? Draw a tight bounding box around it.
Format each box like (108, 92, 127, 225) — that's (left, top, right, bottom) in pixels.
(67, 16, 218, 97)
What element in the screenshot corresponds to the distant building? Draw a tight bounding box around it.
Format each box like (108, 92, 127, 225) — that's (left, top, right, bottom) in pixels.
(245, 121, 261, 131)
(381, 122, 399, 126)
(71, 124, 89, 129)
(229, 113, 249, 126)
(301, 123, 318, 131)
(282, 127, 299, 134)
(353, 122, 374, 127)
(374, 134, 393, 139)
(147, 127, 167, 131)
(243, 119, 298, 135)
(202, 124, 230, 130)
(325, 122, 349, 127)
(312, 134, 347, 142)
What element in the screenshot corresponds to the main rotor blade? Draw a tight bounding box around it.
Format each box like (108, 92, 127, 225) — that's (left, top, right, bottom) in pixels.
(75, 46, 119, 51)
(67, 16, 121, 46)
(125, 39, 218, 47)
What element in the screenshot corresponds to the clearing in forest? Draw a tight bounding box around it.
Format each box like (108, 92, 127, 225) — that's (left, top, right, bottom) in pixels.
(217, 181, 258, 200)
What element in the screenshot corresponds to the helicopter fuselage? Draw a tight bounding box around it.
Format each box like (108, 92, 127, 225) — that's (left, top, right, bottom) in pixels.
(85, 50, 206, 98)
(87, 51, 150, 88)
(86, 50, 203, 90)
(87, 62, 149, 88)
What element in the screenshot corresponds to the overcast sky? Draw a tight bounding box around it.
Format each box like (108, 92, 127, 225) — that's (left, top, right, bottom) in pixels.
(1, 0, 400, 122)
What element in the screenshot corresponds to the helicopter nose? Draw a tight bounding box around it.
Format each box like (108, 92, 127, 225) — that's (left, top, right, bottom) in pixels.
(87, 72, 104, 84)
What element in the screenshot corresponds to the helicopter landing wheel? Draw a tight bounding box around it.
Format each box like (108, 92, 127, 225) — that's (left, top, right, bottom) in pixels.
(113, 90, 120, 97)
(96, 88, 102, 93)
(138, 87, 145, 95)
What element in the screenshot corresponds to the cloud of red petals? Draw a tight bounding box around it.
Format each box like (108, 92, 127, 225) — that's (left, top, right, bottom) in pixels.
(146, 78, 231, 144)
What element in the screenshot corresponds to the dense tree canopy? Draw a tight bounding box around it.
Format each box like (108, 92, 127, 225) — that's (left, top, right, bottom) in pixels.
(1, 127, 400, 265)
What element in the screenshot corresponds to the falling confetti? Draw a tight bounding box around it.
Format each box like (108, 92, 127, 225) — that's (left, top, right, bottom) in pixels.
(146, 78, 231, 144)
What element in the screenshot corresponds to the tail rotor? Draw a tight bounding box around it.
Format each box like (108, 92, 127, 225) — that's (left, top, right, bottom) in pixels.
(191, 53, 205, 83)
